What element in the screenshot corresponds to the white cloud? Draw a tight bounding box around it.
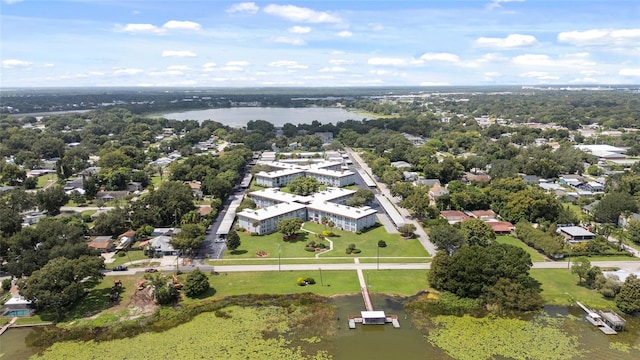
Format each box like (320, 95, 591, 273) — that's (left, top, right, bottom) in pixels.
(162, 50, 197, 57)
(162, 20, 201, 31)
(319, 67, 346, 72)
(88, 72, 105, 76)
(486, 0, 525, 10)
(113, 68, 144, 75)
(226, 2, 259, 14)
(119, 20, 202, 34)
(289, 26, 311, 34)
(419, 52, 460, 63)
(119, 23, 163, 34)
(149, 70, 184, 76)
(1, 59, 33, 68)
(520, 71, 559, 80)
(220, 66, 244, 72)
(476, 34, 537, 49)
(42, 63, 55, 68)
(329, 59, 353, 65)
(268, 60, 308, 69)
(274, 36, 306, 45)
(569, 77, 598, 83)
(368, 57, 408, 66)
(167, 65, 191, 71)
(558, 28, 640, 46)
(226, 61, 250, 66)
(202, 62, 217, 68)
(512, 53, 594, 67)
(369, 69, 389, 75)
(580, 70, 604, 76)
(263, 4, 342, 23)
(336, 31, 353, 38)
(420, 81, 450, 86)
(619, 68, 640, 77)
(368, 23, 384, 31)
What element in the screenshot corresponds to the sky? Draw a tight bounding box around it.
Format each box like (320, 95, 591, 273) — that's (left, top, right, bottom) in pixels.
(0, 0, 639, 87)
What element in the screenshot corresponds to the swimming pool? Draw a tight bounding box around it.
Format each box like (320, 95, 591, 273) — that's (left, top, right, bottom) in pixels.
(2, 309, 31, 317)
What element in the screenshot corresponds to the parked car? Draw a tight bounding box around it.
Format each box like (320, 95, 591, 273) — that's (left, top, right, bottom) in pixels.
(112, 265, 128, 271)
(144, 268, 158, 273)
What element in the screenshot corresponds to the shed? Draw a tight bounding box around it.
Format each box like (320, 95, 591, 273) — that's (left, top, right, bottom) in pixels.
(599, 311, 626, 331)
(557, 226, 596, 242)
(361, 311, 387, 325)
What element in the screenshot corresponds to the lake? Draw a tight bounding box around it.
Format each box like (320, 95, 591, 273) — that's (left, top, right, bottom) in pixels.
(5, 295, 639, 359)
(162, 107, 369, 127)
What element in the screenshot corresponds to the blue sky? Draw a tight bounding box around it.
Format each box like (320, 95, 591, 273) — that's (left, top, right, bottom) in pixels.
(1, 0, 638, 87)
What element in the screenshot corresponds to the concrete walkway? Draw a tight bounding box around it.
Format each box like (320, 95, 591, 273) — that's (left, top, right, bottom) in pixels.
(0, 317, 17, 336)
(346, 148, 437, 255)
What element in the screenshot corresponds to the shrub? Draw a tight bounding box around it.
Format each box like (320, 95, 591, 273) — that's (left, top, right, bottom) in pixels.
(118, 251, 127, 257)
(304, 246, 316, 252)
(322, 231, 335, 237)
(345, 248, 352, 254)
(297, 277, 316, 286)
(355, 230, 362, 235)
(1, 278, 11, 292)
(348, 243, 356, 250)
(351, 249, 361, 254)
(307, 241, 316, 247)
(378, 240, 387, 248)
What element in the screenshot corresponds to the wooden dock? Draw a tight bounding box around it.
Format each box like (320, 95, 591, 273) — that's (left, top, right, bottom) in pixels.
(576, 301, 618, 335)
(361, 286, 374, 312)
(350, 267, 399, 329)
(0, 317, 17, 336)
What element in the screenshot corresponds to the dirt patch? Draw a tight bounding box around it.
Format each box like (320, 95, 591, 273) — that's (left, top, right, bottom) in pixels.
(123, 286, 158, 320)
(256, 251, 269, 257)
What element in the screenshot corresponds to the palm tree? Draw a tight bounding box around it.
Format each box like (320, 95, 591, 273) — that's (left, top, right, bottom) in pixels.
(321, 216, 329, 230)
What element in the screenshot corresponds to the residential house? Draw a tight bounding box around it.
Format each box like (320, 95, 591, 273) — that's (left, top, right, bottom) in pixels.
(88, 236, 115, 253)
(582, 200, 600, 216)
(461, 172, 490, 183)
(96, 191, 128, 201)
(619, 212, 640, 228)
(414, 178, 441, 187)
(469, 210, 497, 221)
(149, 235, 179, 256)
(440, 210, 470, 224)
(126, 182, 143, 193)
(185, 181, 203, 199)
(487, 221, 514, 234)
(116, 230, 136, 250)
(428, 184, 449, 204)
(557, 226, 596, 243)
(390, 161, 412, 169)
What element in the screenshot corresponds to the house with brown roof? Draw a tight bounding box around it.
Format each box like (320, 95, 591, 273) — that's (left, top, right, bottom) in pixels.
(116, 230, 136, 250)
(470, 210, 497, 221)
(429, 184, 449, 204)
(88, 236, 115, 253)
(487, 221, 514, 234)
(440, 210, 469, 224)
(185, 181, 203, 199)
(461, 172, 490, 183)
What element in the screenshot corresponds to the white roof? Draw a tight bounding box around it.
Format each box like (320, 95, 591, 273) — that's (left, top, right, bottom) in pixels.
(304, 168, 355, 177)
(306, 202, 376, 219)
(309, 187, 356, 202)
(558, 226, 595, 237)
(249, 188, 309, 204)
(361, 311, 386, 318)
(255, 168, 305, 179)
(5, 296, 32, 305)
(237, 202, 307, 221)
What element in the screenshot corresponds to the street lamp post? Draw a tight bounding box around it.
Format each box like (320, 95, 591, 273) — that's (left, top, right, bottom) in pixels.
(319, 267, 323, 286)
(377, 245, 380, 270)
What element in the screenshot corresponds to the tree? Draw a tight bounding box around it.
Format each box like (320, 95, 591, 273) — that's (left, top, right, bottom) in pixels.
(626, 219, 640, 245)
(592, 192, 639, 224)
(615, 275, 640, 314)
(484, 278, 544, 312)
(428, 251, 450, 290)
(0, 202, 23, 237)
(277, 218, 304, 240)
(459, 219, 495, 247)
(0, 164, 27, 186)
(398, 223, 416, 238)
(146, 273, 180, 305)
(92, 207, 128, 236)
(226, 230, 241, 251)
(170, 224, 205, 255)
(18, 255, 104, 319)
(571, 257, 592, 285)
(287, 177, 320, 196)
(429, 224, 465, 255)
(346, 188, 375, 207)
(35, 186, 69, 216)
(183, 268, 211, 298)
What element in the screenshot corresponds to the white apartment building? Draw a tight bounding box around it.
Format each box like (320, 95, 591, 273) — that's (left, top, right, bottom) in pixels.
(236, 202, 308, 235)
(304, 168, 356, 187)
(306, 202, 377, 232)
(254, 168, 305, 187)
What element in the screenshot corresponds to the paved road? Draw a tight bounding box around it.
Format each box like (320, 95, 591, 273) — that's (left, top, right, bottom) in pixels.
(346, 147, 437, 255)
(102, 259, 640, 276)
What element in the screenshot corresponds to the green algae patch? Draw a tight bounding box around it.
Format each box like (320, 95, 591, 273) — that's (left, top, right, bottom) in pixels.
(424, 315, 582, 360)
(32, 306, 332, 360)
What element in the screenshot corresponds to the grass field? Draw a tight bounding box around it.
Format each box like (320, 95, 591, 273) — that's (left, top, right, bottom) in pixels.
(108, 250, 156, 268)
(225, 222, 428, 260)
(495, 235, 545, 262)
(36, 174, 57, 188)
(530, 269, 615, 309)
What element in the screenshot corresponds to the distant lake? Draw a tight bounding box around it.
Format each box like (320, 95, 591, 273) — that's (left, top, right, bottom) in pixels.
(162, 107, 368, 127)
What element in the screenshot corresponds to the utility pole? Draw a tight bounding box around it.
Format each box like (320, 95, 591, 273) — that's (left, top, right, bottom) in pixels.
(377, 245, 380, 270)
(319, 267, 323, 286)
(277, 244, 281, 272)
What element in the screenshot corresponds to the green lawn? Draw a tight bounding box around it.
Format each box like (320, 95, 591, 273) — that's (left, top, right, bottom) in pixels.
(560, 255, 639, 262)
(209, 258, 357, 266)
(304, 222, 429, 257)
(530, 269, 615, 309)
(36, 173, 57, 188)
(225, 222, 428, 260)
(108, 250, 156, 268)
(495, 235, 545, 262)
